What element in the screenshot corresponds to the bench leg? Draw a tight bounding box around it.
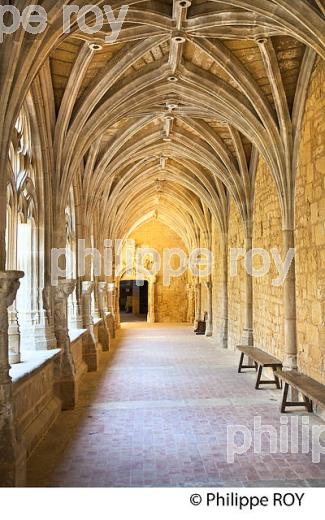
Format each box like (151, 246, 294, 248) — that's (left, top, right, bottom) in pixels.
(238, 352, 245, 373)
(281, 383, 290, 413)
(238, 353, 257, 373)
(255, 365, 263, 390)
(302, 395, 313, 413)
(281, 383, 313, 413)
(272, 367, 282, 389)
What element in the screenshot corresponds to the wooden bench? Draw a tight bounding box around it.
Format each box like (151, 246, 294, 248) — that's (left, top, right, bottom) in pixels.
(194, 312, 207, 336)
(237, 346, 283, 390)
(277, 370, 325, 413)
(194, 320, 206, 335)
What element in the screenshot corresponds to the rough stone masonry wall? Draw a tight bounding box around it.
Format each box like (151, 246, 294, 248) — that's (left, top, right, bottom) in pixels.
(211, 219, 226, 346)
(227, 200, 246, 351)
(129, 220, 188, 323)
(252, 158, 284, 360)
(295, 57, 325, 384)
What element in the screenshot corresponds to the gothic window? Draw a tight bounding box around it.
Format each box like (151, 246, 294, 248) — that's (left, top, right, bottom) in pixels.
(7, 103, 39, 354)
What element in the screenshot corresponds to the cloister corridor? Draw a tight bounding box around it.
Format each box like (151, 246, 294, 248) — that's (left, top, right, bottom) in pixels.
(1, 0, 325, 496)
(26, 322, 325, 488)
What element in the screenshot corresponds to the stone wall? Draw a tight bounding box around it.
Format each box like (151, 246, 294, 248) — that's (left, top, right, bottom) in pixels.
(295, 57, 325, 384)
(211, 219, 226, 345)
(12, 353, 61, 459)
(129, 220, 188, 323)
(227, 200, 245, 351)
(252, 158, 284, 360)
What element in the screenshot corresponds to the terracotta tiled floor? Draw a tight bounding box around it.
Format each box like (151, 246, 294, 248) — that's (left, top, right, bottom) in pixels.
(27, 323, 325, 487)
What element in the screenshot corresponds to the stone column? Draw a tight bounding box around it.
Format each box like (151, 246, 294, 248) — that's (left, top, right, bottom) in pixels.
(81, 281, 98, 371)
(222, 234, 229, 348)
(33, 286, 57, 351)
(97, 282, 110, 352)
(194, 282, 201, 329)
(107, 282, 116, 338)
(147, 277, 156, 323)
(8, 304, 21, 364)
(53, 280, 78, 410)
(242, 236, 254, 346)
(114, 283, 121, 329)
(283, 229, 298, 369)
(0, 271, 26, 486)
(186, 284, 195, 323)
(68, 281, 83, 330)
(91, 281, 102, 321)
(205, 279, 213, 337)
(107, 283, 115, 316)
(100, 282, 109, 314)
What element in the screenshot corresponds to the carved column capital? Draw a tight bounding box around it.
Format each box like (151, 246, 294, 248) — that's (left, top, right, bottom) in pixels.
(0, 271, 24, 309)
(53, 279, 76, 302)
(98, 282, 108, 292)
(107, 282, 116, 292)
(81, 281, 94, 295)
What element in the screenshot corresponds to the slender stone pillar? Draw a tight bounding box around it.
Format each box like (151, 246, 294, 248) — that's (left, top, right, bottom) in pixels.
(97, 282, 110, 352)
(8, 304, 21, 363)
(194, 282, 201, 329)
(205, 279, 213, 337)
(0, 271, 26, 486)
(107, 282, 116, 338)
(107, 283, 115, 316)
(222, 234, 229, 348)
(147, 277, 156, 323)
(100, 282, 109, 314)
(186, 284, 195, 323)
(91, 281, 102, 321)
(81, 281, 98, 371)
(53, 280, 78, 410)
(68, 286, 84, 329)
(283, 229, 298, 369)
(242, 236, 254, 346)
(114, 283, 121, 329)
(34, 286, 57, 350)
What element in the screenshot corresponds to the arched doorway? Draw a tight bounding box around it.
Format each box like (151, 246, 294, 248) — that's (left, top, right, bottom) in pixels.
(119, 280, 148, 322)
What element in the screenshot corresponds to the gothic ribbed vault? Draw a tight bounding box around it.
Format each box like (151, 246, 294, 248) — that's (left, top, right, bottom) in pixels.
(0, 0, 324, 261)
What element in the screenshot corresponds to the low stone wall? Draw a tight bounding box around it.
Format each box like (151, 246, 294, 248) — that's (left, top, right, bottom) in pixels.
(12, 351, 62, 459)
(70, 329, 88, 386)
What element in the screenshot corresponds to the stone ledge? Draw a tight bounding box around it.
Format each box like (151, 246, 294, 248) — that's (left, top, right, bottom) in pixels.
(69, 328, 88, 343)
(10, 349, 61, 385)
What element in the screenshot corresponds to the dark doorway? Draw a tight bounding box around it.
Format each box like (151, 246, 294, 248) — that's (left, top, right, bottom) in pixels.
(119, 280, 148, 322)
(139, 281, 149, 315)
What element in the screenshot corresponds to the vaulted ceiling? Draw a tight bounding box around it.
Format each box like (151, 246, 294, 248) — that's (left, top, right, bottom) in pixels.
(4, 0, 325, 249)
